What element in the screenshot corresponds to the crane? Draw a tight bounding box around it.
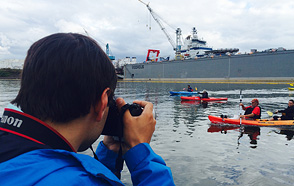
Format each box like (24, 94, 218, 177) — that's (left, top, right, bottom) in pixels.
(139, 0, 182, 55)
(106, 43, 115, 60)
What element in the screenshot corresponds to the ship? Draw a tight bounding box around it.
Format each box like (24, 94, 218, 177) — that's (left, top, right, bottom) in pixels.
(123, 46, 294, 82)
(121, 1, 294, 83)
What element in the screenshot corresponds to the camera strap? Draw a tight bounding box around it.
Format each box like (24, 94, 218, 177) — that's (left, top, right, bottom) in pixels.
(90, 104, 132, 179)
(0, 108, 75, 152)
(114, 103, 131, 179)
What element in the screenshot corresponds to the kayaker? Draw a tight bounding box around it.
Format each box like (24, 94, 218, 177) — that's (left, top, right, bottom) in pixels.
(271, 99, 294, 120)
(0, 33, 175, 185)
(198, 90, 209, 98)
(240, 98, 261, 119)
(187, 85, 193, 92)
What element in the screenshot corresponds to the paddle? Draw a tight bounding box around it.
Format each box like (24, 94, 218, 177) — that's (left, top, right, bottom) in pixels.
(237, 89, 244, 147)
(239, 90, 242, 126)
(266, 111, 273, 116)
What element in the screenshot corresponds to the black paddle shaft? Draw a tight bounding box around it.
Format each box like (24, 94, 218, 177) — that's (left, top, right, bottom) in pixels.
(239, 90, 242, 125)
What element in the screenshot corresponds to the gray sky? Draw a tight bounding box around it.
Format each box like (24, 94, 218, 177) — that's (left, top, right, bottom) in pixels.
(1, 0, 294, 62)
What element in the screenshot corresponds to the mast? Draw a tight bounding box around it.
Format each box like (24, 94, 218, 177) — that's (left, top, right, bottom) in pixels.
(175, 28, 182, 55)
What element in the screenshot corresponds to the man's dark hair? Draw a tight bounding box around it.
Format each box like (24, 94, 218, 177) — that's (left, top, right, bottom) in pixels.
(289, 100, 294, 104)
(12, 33, 117, 123)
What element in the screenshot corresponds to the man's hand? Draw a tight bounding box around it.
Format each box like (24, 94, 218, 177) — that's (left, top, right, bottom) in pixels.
(239, 103, 245, 110)
(240, 115, 245, 118)
(121, 99, 156, 150)
(103, 135, 121, 153)
(103, 97, 156, 154)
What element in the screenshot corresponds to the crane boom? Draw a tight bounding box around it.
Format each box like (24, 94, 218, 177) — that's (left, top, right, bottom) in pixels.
(139, 0, 178, 51)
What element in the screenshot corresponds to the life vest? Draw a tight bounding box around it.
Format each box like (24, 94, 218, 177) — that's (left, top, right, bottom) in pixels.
(244, 106, 261, 119)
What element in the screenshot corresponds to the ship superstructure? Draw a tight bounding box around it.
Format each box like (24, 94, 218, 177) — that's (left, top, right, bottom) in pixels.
(180, 27, 213, 59)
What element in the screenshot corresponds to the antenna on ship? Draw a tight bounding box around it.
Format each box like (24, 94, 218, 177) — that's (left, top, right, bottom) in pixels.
(192, 27, 198, 39)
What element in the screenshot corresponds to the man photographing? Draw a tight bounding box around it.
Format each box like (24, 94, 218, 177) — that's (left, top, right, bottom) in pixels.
(0, 33, 174, 185)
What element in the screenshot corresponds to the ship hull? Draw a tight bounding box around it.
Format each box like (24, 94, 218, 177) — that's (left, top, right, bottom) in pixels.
(124, 50, 294, 82)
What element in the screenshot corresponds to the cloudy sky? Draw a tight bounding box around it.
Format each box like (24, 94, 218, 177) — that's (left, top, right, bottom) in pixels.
(1, 0, 294, 62)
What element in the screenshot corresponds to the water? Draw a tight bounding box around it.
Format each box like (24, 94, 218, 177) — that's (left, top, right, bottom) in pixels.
(1, 80, 294, 186)
(0, 80, 20, 113)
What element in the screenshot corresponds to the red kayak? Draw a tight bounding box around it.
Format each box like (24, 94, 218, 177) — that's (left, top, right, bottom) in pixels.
(181, 96, 228, 102)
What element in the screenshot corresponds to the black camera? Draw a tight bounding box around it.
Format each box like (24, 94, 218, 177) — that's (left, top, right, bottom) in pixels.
(101, 99, 143, 138)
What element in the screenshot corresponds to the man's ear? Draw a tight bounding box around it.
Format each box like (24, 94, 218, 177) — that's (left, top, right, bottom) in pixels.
(94, 88, 110, 121)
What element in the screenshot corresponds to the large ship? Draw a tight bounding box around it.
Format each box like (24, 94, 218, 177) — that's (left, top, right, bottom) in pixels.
(122, 1, 294, 83)
(124, 46, 294, 82)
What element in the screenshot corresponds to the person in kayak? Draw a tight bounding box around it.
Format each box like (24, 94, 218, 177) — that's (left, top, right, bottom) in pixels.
(0, 33, 175, 185)
(271, 99, 294, 120)
(187, 85, 193, 92)
(198, 90, 209, 98)
(240, 98, 261, 120)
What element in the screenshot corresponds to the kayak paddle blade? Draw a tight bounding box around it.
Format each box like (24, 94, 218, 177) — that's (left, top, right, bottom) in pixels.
(266, 111, 273, 116)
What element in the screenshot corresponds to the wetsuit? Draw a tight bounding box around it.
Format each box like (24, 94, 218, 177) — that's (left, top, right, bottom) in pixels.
(244, 106, 261, 119)
(0, 108, 175, 185)
(199, 92, 209, 98)
(187, 87, 193, 92)
(275, 106, 294, 120)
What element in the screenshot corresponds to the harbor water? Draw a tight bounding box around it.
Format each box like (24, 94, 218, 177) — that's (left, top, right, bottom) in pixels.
(1, 80, 294, 186)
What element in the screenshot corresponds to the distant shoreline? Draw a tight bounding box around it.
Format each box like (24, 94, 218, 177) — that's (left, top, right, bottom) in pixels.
(0, 68, 21, 79)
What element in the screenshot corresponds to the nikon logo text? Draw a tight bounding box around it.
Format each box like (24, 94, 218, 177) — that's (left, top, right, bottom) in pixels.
(1, 115, 23, 128)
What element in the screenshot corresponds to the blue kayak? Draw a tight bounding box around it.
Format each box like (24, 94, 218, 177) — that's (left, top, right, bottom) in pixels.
(170, 91, 199, 96)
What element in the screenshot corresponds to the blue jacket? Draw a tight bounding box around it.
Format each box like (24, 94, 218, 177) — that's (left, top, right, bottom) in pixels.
(0, 108, 175, 185)
(0, 142, 174, 185)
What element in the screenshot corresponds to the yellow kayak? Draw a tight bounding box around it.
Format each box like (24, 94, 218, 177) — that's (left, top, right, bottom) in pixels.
(288, 87, 294, 91)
